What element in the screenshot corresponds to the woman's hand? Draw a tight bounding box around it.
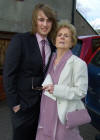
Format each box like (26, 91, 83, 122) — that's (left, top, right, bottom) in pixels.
(43, 84, 54, 94)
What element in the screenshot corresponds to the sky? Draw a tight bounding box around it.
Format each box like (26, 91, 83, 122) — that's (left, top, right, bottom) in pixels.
(76, 0, 100, 29)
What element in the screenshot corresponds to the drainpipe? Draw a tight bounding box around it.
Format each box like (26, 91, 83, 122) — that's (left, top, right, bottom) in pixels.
(71, 0, 76, 25)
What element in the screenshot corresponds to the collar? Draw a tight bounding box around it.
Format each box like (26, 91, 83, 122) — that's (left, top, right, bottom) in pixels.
(36, 33, 48, 45)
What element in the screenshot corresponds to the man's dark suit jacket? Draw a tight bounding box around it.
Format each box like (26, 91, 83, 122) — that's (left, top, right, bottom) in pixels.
(3, 32, 55, 111)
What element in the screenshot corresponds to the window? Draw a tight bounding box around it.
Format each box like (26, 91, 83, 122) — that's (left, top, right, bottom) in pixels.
(92, 38, 100, 53)
(16, 0, 24, 1)
(91, 51, 100, 67)
(0, 39, 10, 74)
(0, 31, 16, 74)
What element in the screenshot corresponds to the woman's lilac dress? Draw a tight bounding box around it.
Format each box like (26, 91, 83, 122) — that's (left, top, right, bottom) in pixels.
(36, 50, 83, 140)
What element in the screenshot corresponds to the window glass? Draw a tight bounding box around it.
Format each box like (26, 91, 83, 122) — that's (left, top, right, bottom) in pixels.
(91, 51, 100, 67)
(0, 39, 10, 74)
(92, 38, 100, 53)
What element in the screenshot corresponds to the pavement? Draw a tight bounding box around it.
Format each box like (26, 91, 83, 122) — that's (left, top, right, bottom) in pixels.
(0, 100, 12, 140)
(0, 100, 100, 140)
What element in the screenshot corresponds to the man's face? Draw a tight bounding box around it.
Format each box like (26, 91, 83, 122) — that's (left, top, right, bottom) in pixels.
(36, 10, 53, 38)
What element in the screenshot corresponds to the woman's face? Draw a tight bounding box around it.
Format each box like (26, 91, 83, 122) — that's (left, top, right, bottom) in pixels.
(55, 27, 73, 51)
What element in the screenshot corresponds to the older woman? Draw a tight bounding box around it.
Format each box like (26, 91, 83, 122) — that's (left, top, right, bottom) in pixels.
(36, 20, 88, 140)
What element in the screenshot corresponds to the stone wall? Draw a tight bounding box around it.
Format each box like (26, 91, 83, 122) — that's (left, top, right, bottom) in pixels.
(0, 0, 74, 33)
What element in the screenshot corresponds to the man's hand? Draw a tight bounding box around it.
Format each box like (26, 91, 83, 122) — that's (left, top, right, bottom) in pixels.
(13, 105, 21, 113)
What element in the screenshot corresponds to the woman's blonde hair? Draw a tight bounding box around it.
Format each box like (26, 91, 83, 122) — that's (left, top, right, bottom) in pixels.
(31, 3, 57, 40)
(53, 20, 77, 48)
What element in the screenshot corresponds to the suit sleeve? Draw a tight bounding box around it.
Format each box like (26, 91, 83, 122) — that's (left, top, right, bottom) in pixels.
(53, 60, 88, 100)
(3, 35, 22, 108)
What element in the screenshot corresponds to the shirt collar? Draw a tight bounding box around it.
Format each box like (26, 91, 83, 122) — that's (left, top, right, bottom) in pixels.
(36, 33, 48, 45)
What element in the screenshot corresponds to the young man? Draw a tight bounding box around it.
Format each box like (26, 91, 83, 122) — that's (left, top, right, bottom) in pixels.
(3, 3, 57, 140)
